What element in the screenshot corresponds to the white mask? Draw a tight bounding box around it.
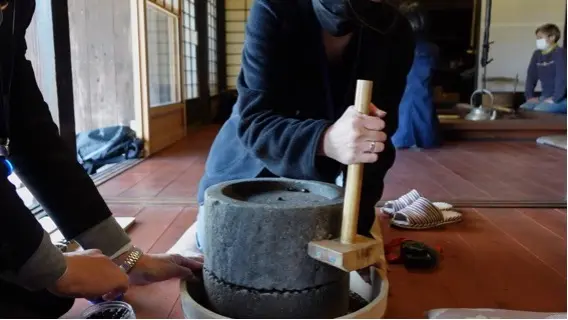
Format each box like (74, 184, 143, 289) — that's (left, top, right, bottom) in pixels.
(536, 38, 549, 50)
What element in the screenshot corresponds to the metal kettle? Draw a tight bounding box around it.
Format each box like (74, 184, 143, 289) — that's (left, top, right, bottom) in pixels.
(464, 89, 497, 121)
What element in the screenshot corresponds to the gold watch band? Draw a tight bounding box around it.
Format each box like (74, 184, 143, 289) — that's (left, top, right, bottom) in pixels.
(118, 247, 143, 274)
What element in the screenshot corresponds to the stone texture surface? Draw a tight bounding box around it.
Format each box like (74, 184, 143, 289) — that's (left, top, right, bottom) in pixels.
(203, 268, 350, 319)
(203, 178, 346, 290)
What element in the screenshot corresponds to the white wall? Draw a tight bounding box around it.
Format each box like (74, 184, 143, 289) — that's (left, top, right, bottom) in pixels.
(477, 0, 566, 92)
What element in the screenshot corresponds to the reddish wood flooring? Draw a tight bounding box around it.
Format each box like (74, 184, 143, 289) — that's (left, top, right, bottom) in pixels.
(64, 126, 567, 318)
(64, 206, 567, 319)
(97, 125, 566, 203)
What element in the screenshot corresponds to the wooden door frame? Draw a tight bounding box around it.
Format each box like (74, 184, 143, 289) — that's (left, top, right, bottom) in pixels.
(50, 0, 77, 155)
(130, 0, 186, 156)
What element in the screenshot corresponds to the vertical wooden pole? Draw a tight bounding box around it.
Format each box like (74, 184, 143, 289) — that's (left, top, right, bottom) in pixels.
(340, 80, 373, 244)
(51, 0, 76, 154)
(130, 0, 151, 155)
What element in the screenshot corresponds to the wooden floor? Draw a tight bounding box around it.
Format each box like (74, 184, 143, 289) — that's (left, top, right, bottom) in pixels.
(385, 142, 566, 202)
(98, 125, 566, 203)
(64, 126, 567, 318)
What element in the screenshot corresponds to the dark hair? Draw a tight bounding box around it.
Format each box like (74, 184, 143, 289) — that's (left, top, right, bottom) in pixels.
(399, 1, 427, 35)
(535, 23, 561, 43)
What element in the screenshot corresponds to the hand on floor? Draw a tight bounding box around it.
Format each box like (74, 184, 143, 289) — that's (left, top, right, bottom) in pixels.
(128, 253, 204, 286)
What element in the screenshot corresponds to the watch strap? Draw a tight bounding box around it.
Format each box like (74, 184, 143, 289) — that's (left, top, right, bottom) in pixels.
(119, 247, 143, 274)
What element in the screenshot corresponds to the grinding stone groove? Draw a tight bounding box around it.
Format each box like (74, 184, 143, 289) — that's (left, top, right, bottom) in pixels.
(203, 268, 350, 319)
(203, 178, 346, 290)
(203, 267, 335, 294)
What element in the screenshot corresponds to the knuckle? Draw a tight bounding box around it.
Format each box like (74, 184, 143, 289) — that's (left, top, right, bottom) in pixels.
(345, 106, 356, 117)
(351, 116, 363, 128)
(370, 131, 382, 141)
(346, 154, 356, 164)
(352, 129, 363, 140)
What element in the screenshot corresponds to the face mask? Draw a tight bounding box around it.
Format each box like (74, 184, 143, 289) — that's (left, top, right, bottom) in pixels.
(312, 0, 356, 37)
(536, 38, 549, 50)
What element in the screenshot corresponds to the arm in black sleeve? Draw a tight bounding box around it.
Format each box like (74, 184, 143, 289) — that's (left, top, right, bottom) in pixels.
(0, 0, 66, 291)
(0, 174, 68, 291)
(6, 28, 130, 258)
(236, 0, 334, 181)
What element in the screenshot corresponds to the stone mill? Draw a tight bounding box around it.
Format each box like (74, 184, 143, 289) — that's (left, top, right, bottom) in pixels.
(178, 177, 389, 319)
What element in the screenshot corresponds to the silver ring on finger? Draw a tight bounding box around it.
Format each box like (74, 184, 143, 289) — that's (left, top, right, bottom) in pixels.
(368, 141, 376, 153)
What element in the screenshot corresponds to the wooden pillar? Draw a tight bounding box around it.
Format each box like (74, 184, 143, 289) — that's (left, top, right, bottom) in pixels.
(196, 0, 210, 122)
(50, 0, 76, 155)
(217, 0, 227, 93)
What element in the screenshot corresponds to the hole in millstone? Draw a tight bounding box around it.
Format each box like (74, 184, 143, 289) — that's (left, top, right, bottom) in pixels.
(221, 180, 339, 205)
(285, 187, 310, 193)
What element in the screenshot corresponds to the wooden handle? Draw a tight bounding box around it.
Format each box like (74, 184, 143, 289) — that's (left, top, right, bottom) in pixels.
(340, 80, 373, 244)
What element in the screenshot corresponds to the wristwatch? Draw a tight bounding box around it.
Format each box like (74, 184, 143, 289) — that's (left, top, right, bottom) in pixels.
(118, 247, 144, 274)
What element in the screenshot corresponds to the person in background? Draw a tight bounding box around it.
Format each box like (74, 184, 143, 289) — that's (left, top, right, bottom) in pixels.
(391, 1, 440, 149)
(520, 23, 567, 114)
(0, 1, 202, 317)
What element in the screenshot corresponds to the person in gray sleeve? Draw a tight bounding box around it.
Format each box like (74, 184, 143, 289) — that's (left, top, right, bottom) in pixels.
(0, 1, 202, 317)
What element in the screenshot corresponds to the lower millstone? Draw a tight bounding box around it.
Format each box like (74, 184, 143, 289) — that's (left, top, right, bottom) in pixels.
(203, 268, 350, 319)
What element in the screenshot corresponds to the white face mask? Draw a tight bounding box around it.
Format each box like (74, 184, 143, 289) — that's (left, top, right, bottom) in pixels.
(536, 38, 549, 50)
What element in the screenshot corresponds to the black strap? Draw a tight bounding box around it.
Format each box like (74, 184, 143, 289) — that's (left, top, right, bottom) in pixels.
(0, 1, 16, 157)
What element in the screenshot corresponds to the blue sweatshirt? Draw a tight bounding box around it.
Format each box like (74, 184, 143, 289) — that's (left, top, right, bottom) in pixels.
(196, 0, 415, 235)
(525, 46, 567, 102)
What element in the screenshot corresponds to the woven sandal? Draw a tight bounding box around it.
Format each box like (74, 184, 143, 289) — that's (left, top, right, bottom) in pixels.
(381, 189, 452, 215)
(390, 197, 462, 230)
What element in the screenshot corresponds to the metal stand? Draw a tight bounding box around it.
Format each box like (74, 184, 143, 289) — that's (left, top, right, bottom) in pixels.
(480, 0, 493, 91)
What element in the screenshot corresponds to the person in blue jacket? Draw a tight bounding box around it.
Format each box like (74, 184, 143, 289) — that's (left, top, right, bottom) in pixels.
(392, 2, 440, 149)
(170, 0, 416, 254)
(520, 23, 567, 114)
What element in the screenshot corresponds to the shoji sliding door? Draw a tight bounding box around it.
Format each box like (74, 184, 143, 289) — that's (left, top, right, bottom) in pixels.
(131, 0, 186, 155)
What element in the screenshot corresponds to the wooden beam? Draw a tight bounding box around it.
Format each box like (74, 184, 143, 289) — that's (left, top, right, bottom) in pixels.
(130, 0, 151, 155)
(50, 0, 76, 155)
(100, 197, 567, 209)
(217, 0, 227, 92)
(196, 0, 210, 122)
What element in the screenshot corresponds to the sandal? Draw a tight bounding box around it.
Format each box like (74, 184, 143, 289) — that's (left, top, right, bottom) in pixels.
(382, 189, 453, 215)
(390, 197, 462, 230)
